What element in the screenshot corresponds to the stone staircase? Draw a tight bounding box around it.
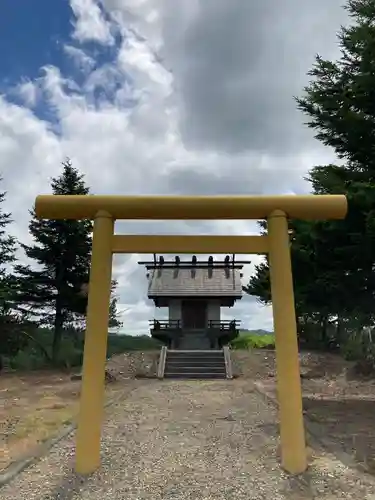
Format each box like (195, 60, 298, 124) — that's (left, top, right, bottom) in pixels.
(163, 349, 228, 379)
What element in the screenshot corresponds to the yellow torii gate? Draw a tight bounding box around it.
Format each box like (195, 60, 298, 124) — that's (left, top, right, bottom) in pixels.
(35, 194, 347, 476)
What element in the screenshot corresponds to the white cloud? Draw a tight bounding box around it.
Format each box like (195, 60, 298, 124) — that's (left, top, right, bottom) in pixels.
(63, 44, 96, 73)
(15, 80, 39, 108)
(0, 0, 347, 334)
(70, 0, 115, 45)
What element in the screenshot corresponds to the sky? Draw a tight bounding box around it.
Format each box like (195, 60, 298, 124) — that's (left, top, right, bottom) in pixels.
(0, 0, 348, 334)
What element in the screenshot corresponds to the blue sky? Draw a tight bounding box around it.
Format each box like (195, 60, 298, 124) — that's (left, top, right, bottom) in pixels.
(0, 0, 346, 333)
(1, 0, 125, 120)
(1, 0, 72, 87)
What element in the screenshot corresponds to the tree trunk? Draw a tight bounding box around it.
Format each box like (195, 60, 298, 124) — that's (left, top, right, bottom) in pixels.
(19, 330, 52, 364)
(320, 314, 328, 346)
(336, 316, 343, 345)
(53, 262, 66, 365)
(52, 305, 64, 365)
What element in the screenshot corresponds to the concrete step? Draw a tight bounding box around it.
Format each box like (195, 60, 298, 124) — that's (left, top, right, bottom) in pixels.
(167, 350, 223, 353)
(168, 351, 224, 355)
(166, 360, 224, 367)
(167, 351, 224, 358)
(163, 349, 227, 379)
(164, 372, 226, 379)
(165, 365, 226, 374)
(166, 357, 224, 363)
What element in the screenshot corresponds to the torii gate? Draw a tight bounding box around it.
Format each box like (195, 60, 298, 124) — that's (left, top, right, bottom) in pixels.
(35, 194, 347, 476)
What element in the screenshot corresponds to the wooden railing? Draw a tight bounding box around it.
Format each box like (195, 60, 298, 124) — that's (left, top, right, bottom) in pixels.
(208, 320, 241, 331)
(149, 319, 240, 331)
(149, 320, 181, 330)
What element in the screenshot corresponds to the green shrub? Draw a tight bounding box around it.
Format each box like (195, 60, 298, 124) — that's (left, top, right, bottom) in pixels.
(230, 333, 275, 350)
(8, 349, 46, 370)
(340, 329, 375, 376)
(341, 335, 365, 361)
(107, 334, 161, 355)
(58, 336, 83, 368)
(341, 330, 375, 360)
(3, 328, 161, 372)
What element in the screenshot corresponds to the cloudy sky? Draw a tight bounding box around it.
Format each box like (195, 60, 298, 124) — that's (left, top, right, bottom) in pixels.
(0, 0, 348, 334)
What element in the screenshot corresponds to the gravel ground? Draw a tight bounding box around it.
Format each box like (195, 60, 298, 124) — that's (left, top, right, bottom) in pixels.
(2, 379, 375, 500)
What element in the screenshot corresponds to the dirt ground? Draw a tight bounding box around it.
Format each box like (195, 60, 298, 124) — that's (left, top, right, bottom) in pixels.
(3, 379, 375, 499)
(0, 351, 159, 473)
(0, 370, 80, 471)
(233, 349, 375, 474)
(1, 349, 375, 494)
(0, 370, 128, 473)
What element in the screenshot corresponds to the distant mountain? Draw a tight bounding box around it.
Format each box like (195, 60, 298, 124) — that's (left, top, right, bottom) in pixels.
(240, 329, 273, 336)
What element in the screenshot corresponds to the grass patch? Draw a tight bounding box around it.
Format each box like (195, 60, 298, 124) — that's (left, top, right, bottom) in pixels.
(9, 397, 79, 442)
(230, 333, 275, 350)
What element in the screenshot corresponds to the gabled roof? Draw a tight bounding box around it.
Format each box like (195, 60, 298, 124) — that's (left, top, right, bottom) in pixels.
(147, 266, 243, 298)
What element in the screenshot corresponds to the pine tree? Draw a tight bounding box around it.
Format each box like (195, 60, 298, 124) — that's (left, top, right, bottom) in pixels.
(108, 289, 123, 330)
(15, 159, 122, 363)
(0, 179, 23, 367)
(14, 160, 94, 364)
(246, 0, 375, 343)
(295, 0, 375, 327)
(77, 279, 123, 331)
(0, 183, 17, 303)
(296, 0, 375, 175)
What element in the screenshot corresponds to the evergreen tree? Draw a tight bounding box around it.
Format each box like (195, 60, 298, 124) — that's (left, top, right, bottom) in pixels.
(0, 182, 17, 304)
(77, 279, 123, 331)
(295, 0, 375, 326)
(246, 0, 375, 345)
(15, 159, 122, 363)
(108, 290, 123, 330)
(0, 179, 24, 367)
(14, 160, 93, 363)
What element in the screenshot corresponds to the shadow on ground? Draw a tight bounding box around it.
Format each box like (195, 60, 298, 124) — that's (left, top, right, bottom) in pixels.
(303, 397, 375, 472)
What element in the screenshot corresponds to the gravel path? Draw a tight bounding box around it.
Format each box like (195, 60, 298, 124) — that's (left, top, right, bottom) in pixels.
(2, 379, 375, 499)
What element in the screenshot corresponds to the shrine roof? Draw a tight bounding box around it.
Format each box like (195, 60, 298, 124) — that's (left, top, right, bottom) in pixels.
(140, 257, 248, 299)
